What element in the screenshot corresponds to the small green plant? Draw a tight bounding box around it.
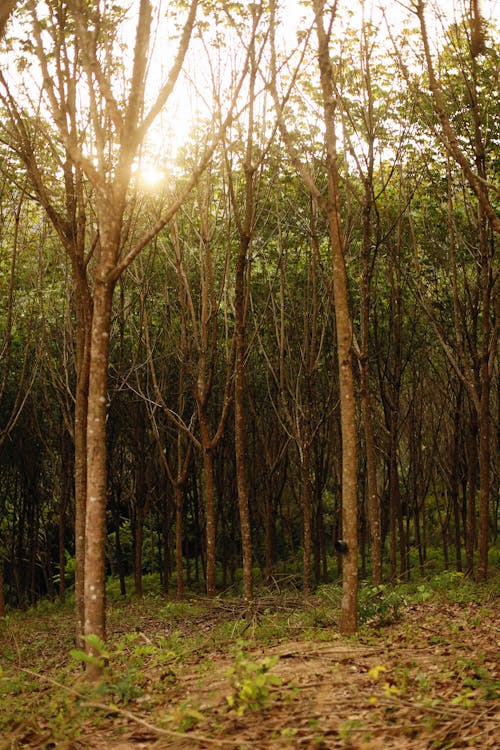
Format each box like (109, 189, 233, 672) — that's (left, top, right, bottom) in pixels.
(159, 600, 205, 619)
(69, 634, 111, 670)
(453, 656, 500, 703)
(416, 584, 432, 602)
(338, 718, 364, 743)
(69, 634, 145, 704)
(226, 643, 282, 715)
(162, 700, 205, 731)
(358, 584, 404, 625)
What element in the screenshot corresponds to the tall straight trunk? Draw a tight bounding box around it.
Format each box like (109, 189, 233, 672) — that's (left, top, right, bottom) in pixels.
(190, 203, 234, 599)
(58, 429, 72, 600)
(451, 390, 463, 571)
(175, 484, 184, 599)
(234, 234, 253, 601)
(314, 0, 358, 634)
(300, 444, 313, 596)
(358, 25, 381, 585)
(476, 207, 491, 581)
(74, 339, 89, 642)
(134, 506, 145, 598)
(199, 409, 217, 597)
(360, 333, 381, 584)
(264, 490, 273, 584)
(72, 267, 92, 646)
(229, 11, 258, 600)
(114, 519, 127, 597)
(415, 499, 424, 575)
(477, 363, 490, 580)
(270, 0, 358, 632)
(133, 416, 148, 599)
(465, 417, 477, 575)
(382, 225, 406, 581)
(388, 419, 406, 580)
(331, 242, 358, 630)
(84, 264, 116, 665)
(162, 520, 170, 594)
(387, 453, 397, 581)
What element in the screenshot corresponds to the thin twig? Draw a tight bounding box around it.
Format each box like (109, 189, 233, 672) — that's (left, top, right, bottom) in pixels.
(81, 700, 242, 746)
(18, 667, 241, 747)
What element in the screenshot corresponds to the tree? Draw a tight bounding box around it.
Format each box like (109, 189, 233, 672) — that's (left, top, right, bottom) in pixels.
(403, 4, 498, 579)
(270, 0, 358, 631)
(1, 0, 212, 671)
(0, 0, 16, 39)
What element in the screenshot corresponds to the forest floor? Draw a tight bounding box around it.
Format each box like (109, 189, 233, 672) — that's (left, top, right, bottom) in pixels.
(0, 570, 499, 750)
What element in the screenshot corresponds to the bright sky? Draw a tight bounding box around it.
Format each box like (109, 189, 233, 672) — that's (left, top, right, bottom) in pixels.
(139, 0, 498, 182)
(3, 0, 497, 186)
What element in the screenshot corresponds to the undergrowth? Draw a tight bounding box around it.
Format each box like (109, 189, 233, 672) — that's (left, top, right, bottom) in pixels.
(0, 566, 498, 748)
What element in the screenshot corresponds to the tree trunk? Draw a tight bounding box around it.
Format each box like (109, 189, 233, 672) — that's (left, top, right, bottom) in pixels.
(84, 265, 116, 671)
(234, 235, 253, 601)
(134, 505, 145, 599)
(175, 484, 184, 599)
(476, 207, 491, 580)
(133, 421, 148, 599)
(360, 364, 381, 584)
(199, 410, 217, 597)
(114, 518, 127, 597)
(300, 445, 313, 596)
(73, 275, 92, 646)
(451, 391, 463, 572)
(313, 0, 358, 634)
(465, 417, 477, 575)
(58, 429, 72, 600)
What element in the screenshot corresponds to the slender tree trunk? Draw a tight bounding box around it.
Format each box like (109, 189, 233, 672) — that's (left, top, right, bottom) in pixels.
(133, 418, 148, 599)
(415, 499, 424, 575)
(264, 489, 273, 584)
(313, 0, 358, 633)
(465, 417, 477, 575)
(229, 13, 259, 601)
(58, 429, 72, 600)
(359, 24, 382, 586)
(476, 208, 491, 580)
(387, 453, 397, 581)
(134, 506, 145, 599)
(360, 361, 381, 584)
(300, 444, 313, 596)
(73, 281, 91, 646)
(451, 390, 463, 572)
(114, 517, 127, 597)
(175, 484, 184, 599)
(234, 235, 253, 601)
(84, 260, 116, 669)
(477, 367, 490, 581)
(199, 410, 217, 597)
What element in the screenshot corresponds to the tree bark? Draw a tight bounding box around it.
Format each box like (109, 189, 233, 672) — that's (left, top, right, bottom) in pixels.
(198, 409, 217, 597)
(84, 237, 117, 669)
(313, 0, 358, 633)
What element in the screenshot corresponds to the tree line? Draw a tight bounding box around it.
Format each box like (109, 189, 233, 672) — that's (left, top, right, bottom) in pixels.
(0, 0, 497, 675)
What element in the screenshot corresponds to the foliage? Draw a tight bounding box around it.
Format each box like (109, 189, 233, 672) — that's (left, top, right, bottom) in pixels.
(225, 642, 282, 715)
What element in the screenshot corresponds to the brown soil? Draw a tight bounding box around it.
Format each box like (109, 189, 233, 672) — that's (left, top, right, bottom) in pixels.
(1, 596, 499, 750)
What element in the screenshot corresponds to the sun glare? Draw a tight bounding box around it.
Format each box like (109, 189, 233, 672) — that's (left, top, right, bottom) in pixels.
(137, 165, 166, 188)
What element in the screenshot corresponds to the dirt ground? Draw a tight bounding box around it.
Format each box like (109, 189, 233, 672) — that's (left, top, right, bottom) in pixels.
(2, 595, 499, 749)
